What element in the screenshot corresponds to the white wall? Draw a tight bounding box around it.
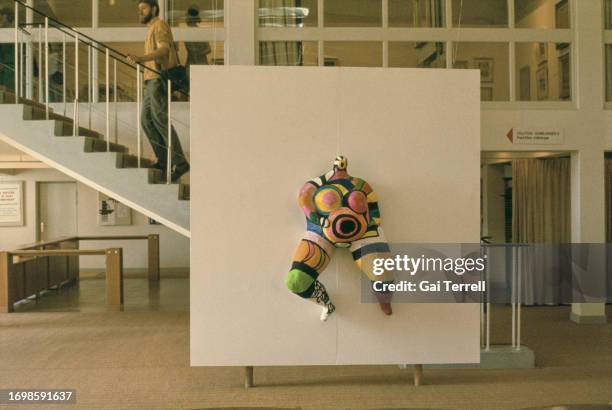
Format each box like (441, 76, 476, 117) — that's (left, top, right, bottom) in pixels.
(190, 66, 481, 366)
(0, 168, 72, 250)
(76, 181, 189, 270)
(516, 0, 558, 28)
(0, 168, 189, 270)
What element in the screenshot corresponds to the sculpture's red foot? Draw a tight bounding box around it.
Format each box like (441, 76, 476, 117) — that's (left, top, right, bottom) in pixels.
(379, 302, 392, 315)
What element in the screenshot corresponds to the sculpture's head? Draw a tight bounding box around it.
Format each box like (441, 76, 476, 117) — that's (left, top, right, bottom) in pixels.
(333, 155, 348, 171)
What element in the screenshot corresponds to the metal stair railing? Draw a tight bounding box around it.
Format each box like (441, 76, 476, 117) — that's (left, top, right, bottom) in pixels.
(11, 0, 189, 184)
(480, 243, 531, 351)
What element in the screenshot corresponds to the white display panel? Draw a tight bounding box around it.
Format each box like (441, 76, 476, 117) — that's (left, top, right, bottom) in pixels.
(190, 66, 481, 366)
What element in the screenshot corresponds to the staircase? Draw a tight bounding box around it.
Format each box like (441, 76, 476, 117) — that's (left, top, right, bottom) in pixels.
(0, 86, 190, 237)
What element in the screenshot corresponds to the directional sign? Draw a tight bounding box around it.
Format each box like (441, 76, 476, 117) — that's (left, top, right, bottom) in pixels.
(506, 128, 564, 145)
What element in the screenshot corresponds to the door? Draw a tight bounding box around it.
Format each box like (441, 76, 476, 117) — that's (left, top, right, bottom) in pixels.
(37, 182, 78, 241)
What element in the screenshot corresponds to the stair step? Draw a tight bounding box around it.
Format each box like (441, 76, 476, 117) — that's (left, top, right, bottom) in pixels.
(0, 87, 190, 234)
(0, 89, 49, 112)
(148, 168, 167, 184)
(0, 89, 58, 113)
(23, 104, 63, 121)
(83, 137, 127, 153)
(54, 120, 103, 139)
(148, 168, 191, 201)
(0, 89, 16, 104)
(20, 103, 107, 141)
(146, 169, 190, 200)
(115, 153, 154, 169)
(179, 184, 190, 200)
(22, 104, 89, 126)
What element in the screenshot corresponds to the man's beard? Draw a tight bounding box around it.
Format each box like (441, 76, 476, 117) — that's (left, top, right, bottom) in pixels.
(140, 12, 153, 24)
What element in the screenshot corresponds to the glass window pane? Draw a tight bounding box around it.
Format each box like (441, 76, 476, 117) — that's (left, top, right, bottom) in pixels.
(40, 41, 92, 103)
(46, 42, 66, 102)
(389, 42, 445, 68)
(258, 0, 318, 27)
(0, 44, 14, 91)
(0, 0, 23, 93)
(389, 0, 445, 27)
(453, 42, 509, 101)
(452, 0, 507, 28)
(182, 41, 223, 66)
(324, 42, 382, 67)
(516, 42, 571, 101)
(33, 0, 92, 27)
(259, 42, 318, 65)
(0, 0, 26, 27)
(97, 42, 223, 101)
(96, 43, 140, 103)
(0, 0, 11, 27)
(515, 0, 569, 29)
(168, 0, 224, 28)
(99, 0, 142, 27)
(324, 0, 381, 27)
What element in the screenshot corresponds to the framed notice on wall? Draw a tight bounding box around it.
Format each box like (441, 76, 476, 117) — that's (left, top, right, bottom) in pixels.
(0, 181, 24, 227)
(98, 192, 132, 226)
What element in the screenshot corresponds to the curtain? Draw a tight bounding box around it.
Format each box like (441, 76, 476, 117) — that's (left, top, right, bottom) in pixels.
(259, 0, 303, 65)
(259, 42, 303, 66)
(512, 158, 571, 305)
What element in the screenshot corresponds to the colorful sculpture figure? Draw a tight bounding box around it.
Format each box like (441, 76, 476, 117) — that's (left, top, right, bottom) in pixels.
(285, 156, 394, 321)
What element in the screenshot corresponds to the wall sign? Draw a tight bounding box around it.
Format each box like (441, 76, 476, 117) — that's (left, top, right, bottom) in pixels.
(0, 181, 25, 227)
(98, 192, 132, 226)
(506, 128, 564, 145)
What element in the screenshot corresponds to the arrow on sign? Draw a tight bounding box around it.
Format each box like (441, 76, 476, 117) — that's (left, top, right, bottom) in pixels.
(506, 128, 514, 143)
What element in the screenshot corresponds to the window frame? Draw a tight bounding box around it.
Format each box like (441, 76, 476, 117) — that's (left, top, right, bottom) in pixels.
(255, 0, 577, 108)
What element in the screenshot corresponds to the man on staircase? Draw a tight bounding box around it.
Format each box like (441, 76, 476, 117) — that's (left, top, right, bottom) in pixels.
(127, 0, 190, 182)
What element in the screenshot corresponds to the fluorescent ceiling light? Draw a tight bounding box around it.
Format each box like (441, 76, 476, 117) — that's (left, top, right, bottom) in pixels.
(258, 7, 310, 18)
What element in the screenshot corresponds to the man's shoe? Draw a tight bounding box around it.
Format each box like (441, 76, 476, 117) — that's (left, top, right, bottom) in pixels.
(150, 162, 166, 172)
(171, 163, 190, 182)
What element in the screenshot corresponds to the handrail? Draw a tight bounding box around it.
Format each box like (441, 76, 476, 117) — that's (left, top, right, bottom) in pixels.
(12, 249, 106, 257)
(18, 21, 147, 79)
(1, 247, 125, 312)
(13, 1, 159, 79)
(12, 0, 189, 98)
(2, 235, 161, 312)
(16, 235, 154, 251)
(78, 235, 151, 241)
(10, 234, 161, 282)
(18, 236, 78, 250)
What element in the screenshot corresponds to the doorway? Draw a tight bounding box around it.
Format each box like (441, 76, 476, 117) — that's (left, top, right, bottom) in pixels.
(481, 151, 572, 305)
(37, 182, 78, 241)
